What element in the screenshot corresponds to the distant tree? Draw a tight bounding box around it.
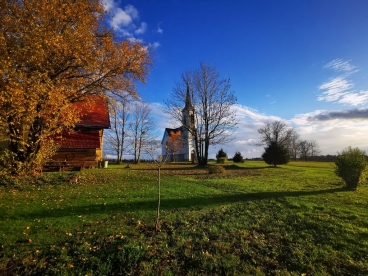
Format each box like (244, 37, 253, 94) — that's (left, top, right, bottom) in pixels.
(104, 96, 130, 164)
(258, 121, 293, 147)
(166, 130, 183, 162)
(298, 139, 320, 161)
(129, 101, 156, 163)
(165, 62, 238, 165)
(262, 141, 290, 167)
(308, 140, 321, 159)
(216, 148, 228, 164)
(216, 148, 228, 159)
(298, 140, 310, 161)
(334, 147, 367, 190)
(288, 130, 300, 161)
(232, 151, 244, 163)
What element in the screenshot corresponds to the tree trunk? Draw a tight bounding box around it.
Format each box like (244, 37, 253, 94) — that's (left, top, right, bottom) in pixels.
(155, 166, 161, 231)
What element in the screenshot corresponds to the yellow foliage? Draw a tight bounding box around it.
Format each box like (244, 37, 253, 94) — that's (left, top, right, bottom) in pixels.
(0, 0, 152, 175)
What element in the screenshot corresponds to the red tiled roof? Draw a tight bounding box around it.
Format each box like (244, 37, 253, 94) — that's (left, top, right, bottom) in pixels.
(55, 130, 100, 149)
(73, 96, 110, 128)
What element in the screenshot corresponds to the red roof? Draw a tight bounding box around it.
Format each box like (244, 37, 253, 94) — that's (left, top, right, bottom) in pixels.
(55, 130, 100, 149)
(73, 96, 110, 128)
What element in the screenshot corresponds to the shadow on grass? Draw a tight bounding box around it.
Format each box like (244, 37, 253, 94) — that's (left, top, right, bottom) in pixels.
(223, 164, 272, 170)
(8, 187, 347, 220)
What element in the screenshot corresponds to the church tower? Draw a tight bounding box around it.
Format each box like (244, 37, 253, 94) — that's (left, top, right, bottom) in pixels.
(161, 84, 196, 162)
(181, 84, 196, 161)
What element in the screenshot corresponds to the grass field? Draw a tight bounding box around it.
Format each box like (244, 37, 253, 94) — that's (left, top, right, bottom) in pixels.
(1, 161, 368, 275)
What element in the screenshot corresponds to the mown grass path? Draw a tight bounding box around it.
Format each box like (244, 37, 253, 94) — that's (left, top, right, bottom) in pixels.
(1, 161, 367, 275)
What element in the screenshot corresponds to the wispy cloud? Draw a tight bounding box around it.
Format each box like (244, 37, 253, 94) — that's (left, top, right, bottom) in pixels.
(338, 91, 368, 106)
(317, 59, 368, 106)
(156, 23, 163, 34)
(135, 22, 147, 35)
(317, 77, 353, 102)
(150, 42, 161, 49)
(324, 58, 357, 73)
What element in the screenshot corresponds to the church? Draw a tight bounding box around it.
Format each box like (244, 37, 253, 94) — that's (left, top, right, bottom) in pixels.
(161, 87, 196, 162)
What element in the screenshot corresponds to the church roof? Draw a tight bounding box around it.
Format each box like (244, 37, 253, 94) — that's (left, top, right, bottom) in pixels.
(161, 127, 183, 144)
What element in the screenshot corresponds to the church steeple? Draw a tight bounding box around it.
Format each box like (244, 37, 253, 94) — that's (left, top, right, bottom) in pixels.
(182, 82, 195, 129)
(183, 82, 193, 111)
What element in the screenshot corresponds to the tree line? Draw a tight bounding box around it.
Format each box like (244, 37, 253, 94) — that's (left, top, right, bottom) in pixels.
(258, 121, 321, 166)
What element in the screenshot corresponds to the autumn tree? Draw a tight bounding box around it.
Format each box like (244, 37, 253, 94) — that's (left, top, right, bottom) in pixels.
(0, 0, 152, 175)
(104, 96, 131, 164)
(166, 130, 183, 162)
(165, 62, 237, 165)
(129, 101, 156, 163)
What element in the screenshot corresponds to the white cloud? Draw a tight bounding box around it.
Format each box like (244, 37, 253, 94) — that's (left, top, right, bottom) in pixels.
(317, 77, 353, 102)
(156, 23, 163, 34)
(102, 0, 114, 11)
(318, 59, 368, 106)
(102, 2, 145, 38)
(135, 22, 147, 35)
(338, 91, 368, 106)
(150, 41, 161, 49)
(109, 5, 139, 35)
(324, 58, 357, 73)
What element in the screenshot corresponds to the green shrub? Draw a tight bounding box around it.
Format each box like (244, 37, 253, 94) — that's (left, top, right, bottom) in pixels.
(216, 149, 227, 163)
(232, 151, 244, 163)
(208, 165, 225, 174)
(216, 148, 227, 159)
(334, 147, 367, 190)
(216, 157, 227, 164)
(262, 141, 290, 167)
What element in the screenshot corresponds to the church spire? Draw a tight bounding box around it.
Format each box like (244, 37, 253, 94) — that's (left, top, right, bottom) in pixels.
(184, 82, 193, 110)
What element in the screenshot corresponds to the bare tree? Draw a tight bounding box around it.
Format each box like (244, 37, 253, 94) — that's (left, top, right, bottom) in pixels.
(165, 62, 238, 165)
(145, 140, 169, 231)
(308, 140, 321, 159)
(288, 130, 300, 161)
(298, 140, 311, 161)
(104, 96, 130, 163)
(258, 121, 294, 147)
(129, 101, 156, 163)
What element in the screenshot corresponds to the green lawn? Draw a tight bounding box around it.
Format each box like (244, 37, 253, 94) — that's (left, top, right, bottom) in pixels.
(1, 161, 368, 275)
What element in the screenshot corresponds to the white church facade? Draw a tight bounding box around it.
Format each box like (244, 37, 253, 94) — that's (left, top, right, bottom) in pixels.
(161, 87, 196, 162)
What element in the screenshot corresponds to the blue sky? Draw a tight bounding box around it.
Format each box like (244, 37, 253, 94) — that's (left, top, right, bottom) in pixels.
(102, 0, 368, 158)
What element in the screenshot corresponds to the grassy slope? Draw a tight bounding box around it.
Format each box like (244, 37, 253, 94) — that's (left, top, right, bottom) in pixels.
(0, 161, 368, 275)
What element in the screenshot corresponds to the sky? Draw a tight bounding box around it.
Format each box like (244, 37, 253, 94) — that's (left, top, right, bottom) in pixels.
(102, 0, 368, 159)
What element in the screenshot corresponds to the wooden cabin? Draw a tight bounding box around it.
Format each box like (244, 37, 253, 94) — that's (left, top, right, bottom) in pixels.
(49, 96, 110, 169)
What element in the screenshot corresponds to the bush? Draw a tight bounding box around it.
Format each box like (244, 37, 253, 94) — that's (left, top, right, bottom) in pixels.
(216, 148, 227, 163)
(216, 148, 227, 159)
(216, 157, 227, 164)
(262, 142, 290, 167)
(232, 151, 244, 163)
(334, 147, 367, 190)
(208, 165, 225, 174)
